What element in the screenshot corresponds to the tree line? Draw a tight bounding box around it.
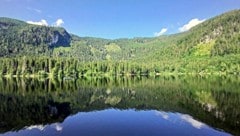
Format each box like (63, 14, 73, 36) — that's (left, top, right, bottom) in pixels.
(0, 56, 239, 78)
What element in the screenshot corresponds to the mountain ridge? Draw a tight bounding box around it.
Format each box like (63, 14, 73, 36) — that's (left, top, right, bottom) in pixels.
(0, 10, 239, 59)
(0, 10, 239, 76)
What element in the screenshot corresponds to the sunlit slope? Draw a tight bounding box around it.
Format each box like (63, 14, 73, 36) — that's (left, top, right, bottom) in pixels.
(53, 10, 240, 62)
(0, 10, 240, 75)
(1, 10, 239, 62)
(141, 9, 240, 61)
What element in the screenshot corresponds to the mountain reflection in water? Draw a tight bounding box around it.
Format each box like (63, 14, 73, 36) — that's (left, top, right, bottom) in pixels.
(1, 109, 231, 136)
(0, 76, 239, 135)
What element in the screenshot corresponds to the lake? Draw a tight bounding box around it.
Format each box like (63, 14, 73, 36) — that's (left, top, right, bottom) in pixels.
(0, 76, 239, 136)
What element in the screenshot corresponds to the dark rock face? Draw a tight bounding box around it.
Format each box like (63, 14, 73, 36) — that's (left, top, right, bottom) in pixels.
(0, 22, 10, 29)
(48, 30, 71, 48)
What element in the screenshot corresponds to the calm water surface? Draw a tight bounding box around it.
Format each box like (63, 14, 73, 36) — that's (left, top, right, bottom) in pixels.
(0, 76, 239, 136)
(1, 110, 230, 136)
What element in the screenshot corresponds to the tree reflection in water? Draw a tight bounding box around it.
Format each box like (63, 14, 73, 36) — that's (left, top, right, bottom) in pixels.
(0, 76, 239, 135)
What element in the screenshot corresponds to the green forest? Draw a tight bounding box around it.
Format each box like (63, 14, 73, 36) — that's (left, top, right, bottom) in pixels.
(0, 10, 240, 78)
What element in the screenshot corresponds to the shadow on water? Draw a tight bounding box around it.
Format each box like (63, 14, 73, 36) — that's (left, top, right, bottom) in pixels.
(0, 76, 239, 135)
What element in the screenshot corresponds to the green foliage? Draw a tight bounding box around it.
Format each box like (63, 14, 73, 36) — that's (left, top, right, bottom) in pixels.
(105, 43, 121, 53)
(0, 10, 240, 76)
(0, 17, 71, 57)
(191, 41, 215, 57)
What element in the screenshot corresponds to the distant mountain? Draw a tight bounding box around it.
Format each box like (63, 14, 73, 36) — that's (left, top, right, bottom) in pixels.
(0, 9, 239, 60)
(138, 9, 240, 61)
(52, 10, 240, 61)
(175, 9, 240, 57)
(0, 17, 71, 57)
(0, 10, 239, 76)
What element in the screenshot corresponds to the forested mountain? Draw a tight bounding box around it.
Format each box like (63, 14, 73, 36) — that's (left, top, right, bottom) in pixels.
(0, 17, 71, 57)
(0, 10, 239, 76)
(1, 10, 240, 60)
(53, 10, 240, 61)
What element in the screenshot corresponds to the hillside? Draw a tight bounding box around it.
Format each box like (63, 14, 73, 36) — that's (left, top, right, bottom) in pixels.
(51, 10, 240, 62)
(0, 17, 71, 57)
(1, 10, 239, 60)
(0, 10, 239, 76)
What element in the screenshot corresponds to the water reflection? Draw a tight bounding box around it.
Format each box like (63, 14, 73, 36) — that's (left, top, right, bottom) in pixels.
(0, 76, 239, 135)
(1, 109, 231, 136)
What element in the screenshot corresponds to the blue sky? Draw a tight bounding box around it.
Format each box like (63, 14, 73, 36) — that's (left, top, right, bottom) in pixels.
(0, 0, 240, 39)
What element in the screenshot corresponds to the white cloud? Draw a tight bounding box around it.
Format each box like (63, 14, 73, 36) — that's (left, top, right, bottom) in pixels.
(33, 9, 42, 13)
(53, 123, 63, 132)
(27, 19, 64, 27)
(54, 19, 64, 27)
(180, 114, 205, 129)
(27, 7, 42, 14)
(27, 19, 48, 26)
(155, 111, 169, 120)
(179, 18, 205, 32)
(154, 28, 168, 36)
(26, 125, 46, 131)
